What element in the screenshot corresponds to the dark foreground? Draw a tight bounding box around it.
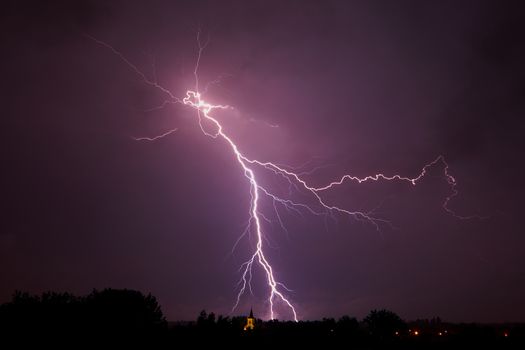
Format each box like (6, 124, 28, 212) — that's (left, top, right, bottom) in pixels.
(1, 289, 523, 348)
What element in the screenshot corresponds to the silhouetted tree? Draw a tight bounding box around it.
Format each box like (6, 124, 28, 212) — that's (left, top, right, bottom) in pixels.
(337, 315, 359, 335)
(84, 288, 167, 334)
(197, 309, 208, 326)
(321, 317, 337, 334)
(196, 309, 217, 332)
(0, 291, 81, 335)
(364, 309, 406, 340)
(207, 311, 216, 324)
(0, 288, 166, 343)
(217, 314, 231, 329)
(230, 315, 246, 331)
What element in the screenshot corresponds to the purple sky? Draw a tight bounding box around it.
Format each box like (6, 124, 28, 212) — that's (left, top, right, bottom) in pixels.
(2, 0, 525, 322)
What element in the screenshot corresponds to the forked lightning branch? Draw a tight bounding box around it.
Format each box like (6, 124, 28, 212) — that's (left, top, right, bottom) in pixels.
(91, 33, 479, 321)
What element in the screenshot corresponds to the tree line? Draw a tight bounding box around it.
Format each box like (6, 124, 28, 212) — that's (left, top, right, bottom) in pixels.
(0, 289, 522, 348)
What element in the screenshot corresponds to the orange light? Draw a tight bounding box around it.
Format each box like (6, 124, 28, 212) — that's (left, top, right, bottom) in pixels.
(438, 332, 442, 336)
(413, 331, 419, 336)
(504, 332, 509, 337)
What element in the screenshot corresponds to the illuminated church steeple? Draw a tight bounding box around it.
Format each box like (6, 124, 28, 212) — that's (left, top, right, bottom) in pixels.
(244, 308, 255, 331)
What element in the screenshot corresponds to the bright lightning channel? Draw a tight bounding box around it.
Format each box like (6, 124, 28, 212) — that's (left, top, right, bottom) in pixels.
(91, 33, 480, 321)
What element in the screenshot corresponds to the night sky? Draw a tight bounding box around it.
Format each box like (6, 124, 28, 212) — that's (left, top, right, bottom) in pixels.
(2, 0, 525, 322)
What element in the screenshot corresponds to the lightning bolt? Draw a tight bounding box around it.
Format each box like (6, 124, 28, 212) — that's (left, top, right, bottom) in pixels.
(132, 128, 178, 141)
(89, 32, 481, 321)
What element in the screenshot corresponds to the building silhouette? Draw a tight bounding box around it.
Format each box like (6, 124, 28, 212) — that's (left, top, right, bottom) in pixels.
(244, 308, 255, 331)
